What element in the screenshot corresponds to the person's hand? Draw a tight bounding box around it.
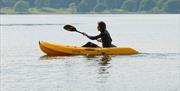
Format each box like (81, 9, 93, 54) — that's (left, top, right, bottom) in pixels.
(97, 38, 102, 42)
(81, 32, 88, 36)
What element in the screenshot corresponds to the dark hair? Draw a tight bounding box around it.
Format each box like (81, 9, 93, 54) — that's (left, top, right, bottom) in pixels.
(98, 21, 106, 30)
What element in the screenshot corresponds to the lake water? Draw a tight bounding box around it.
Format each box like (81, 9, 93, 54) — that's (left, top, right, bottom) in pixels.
(0, 15, 180, 91)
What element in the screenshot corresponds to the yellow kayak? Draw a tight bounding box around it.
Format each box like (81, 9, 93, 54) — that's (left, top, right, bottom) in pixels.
(39, 41, 139, 56)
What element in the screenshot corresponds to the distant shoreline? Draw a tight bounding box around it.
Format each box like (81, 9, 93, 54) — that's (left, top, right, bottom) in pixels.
(1, 0, 179, 15)
(0, 7, 178, 15)
(0, 13, 179, 15)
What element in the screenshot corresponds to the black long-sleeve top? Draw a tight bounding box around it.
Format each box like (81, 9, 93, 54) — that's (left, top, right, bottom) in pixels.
(86, 30, 113, 47)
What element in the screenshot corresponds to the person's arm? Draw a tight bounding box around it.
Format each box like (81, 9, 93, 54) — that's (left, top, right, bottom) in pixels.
(87, 34, 101, 40)
(82, 33, 101, 40)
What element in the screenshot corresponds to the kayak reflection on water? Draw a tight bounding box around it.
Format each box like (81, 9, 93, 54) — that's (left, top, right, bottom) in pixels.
(85, 52, 111, 64)
(39, 53, 111, 64)
(100, 52, 111, 64)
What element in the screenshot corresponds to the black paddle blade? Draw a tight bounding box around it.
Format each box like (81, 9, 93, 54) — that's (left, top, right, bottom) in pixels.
(63, 25, 77, 32)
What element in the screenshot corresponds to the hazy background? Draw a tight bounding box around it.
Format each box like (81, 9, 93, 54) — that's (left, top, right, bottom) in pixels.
(0, 0, 179, 14)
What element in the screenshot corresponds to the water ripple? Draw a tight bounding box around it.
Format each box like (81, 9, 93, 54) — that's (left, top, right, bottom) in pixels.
(0, 23, 85, 26)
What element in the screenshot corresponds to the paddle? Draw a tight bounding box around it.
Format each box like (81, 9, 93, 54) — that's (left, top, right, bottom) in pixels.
(63, 24, 102, 43)
(63, 25, 84, 35)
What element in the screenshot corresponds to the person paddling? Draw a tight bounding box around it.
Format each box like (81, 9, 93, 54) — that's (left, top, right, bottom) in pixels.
(82, 21, 116, 48)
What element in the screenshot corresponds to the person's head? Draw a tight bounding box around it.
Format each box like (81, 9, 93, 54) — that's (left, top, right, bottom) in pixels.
(97, 21, 106, 31)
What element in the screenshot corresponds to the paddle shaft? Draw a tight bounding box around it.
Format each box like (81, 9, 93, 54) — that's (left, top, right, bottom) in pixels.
(63, 24, 101, 42)
(75, 30, 84, 35)
(75, 30, 102, 42)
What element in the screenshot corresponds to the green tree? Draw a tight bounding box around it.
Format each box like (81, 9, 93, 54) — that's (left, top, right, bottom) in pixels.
(164, 0, 180, 13)
(68, 3, 77, 14)
(0, 0, 4, 8)
(86, 0, 97, 8)
(105, 0, 125, 9)
(25, 0, 36, 6)
(155, 0, 168, 10)
(49, 0, 80, 8)
(14, 0, 29, 13)
(77, 0, 90, 13)
(139, 0, 156, 11)
(117, 0, 126, 8)
(94, 3, 106, 12)
(35, 0, 50, 8)
(2, 0, 18, 7)
(49, 0, 62, 8)
(136, 0, 142, 8)
(121, 0, 138, 12)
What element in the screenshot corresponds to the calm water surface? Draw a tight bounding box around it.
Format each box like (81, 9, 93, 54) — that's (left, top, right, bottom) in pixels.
(0, 15, 180, 91)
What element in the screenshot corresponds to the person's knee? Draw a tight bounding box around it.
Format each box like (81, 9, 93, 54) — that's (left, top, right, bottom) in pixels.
(86, 42, 92, 45)
(111, 44, 116, 47)
(82, 42, 100, 48)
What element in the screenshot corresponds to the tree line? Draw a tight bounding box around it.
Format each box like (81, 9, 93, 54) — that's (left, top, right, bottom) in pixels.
(0, 0, 179, 14)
